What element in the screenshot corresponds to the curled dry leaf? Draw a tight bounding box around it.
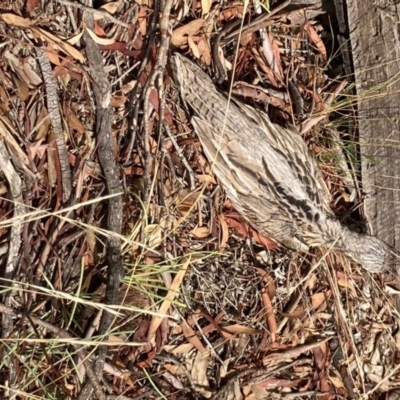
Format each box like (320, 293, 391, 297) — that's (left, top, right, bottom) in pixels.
(98, 0, 123, 16)
(171, 19, 204, 47)
(67, 30, 84, 46)
(111, 95, 128, 107)
(218, 214, 229, 251)
(164, 342, 194, 354)
(84, 25, 116, 46)
(220, 6, 245, 21)
(255, 378, 302, 389)
(304, 22, 327, 60)
(121, 80, 138, 94)
(188, 36, 200, 59)
(262, 337, 330, 366)
(251, 47, 279, 88)
(256, 268, 277, 343)
(192, 226, 210, 238)
(329, 375, 345, 389)
(1, 13, 33, 28)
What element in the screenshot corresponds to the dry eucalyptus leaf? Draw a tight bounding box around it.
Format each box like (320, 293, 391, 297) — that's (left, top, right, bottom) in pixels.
(1, 13, 33, 27)
(192, 226, 210, 238)
(67, 30, 84, 45)
(84, 26, 116, 45)
(222, 324, 262, 335)
(188, 36, 200, 59)
(12, 75, 29, 102)
(201, 0, 212, 15)
(191, 351, 211, 398)
(171, 19, 204, 47)
(32, 27, 85, 62)
(99, 0, 123, 15)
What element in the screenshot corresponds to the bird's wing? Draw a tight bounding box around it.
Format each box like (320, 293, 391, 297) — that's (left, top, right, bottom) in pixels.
(191, 116, 314, 244)
(233, 101, 333, 216)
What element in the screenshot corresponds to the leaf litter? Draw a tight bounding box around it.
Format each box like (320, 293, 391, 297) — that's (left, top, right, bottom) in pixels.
(0, 0, 397, 399)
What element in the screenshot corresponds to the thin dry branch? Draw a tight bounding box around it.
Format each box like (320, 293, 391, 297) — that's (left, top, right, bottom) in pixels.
(37, 49, 72, 203)
(0, 140, 25, 398)
(77, 8, 124, 400)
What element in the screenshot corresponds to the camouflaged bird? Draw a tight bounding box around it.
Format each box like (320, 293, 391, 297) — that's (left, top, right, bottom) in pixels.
(171, 53, 391, 273)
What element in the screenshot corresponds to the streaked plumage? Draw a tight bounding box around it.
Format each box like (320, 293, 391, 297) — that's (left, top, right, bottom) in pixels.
(171, 53, 390, 273)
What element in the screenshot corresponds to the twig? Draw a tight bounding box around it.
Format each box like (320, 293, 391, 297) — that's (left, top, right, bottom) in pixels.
(223, 0, 292, 41)
(36, 49, 72, 203)
(163, 123, 196, 191)
(300, 80, 347, 134)
(0, 140, 25, 399)
(54, 0, 129, 28)
(77, 8, 124, 400)
(212, 18, 242, 83)
(125, 0, 160, 164)
(140, 0, 174, 205)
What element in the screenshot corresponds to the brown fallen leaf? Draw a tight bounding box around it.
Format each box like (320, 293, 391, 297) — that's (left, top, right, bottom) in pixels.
(192, 226, 210, 238)
(27, 139, 48, 160)
(337, 278, 359, 298)
(171, 19, 204, 47)
(111, 94, 128, 107)
(98, 0, 122, 16)
(98, 42, 141, 58)
(218, 214, 229, 251)
(182, 321, 207, 353)
(164, 342, 194, 354)
(65, 108, 86, 135)
(32, 27, 85, 62)
(251, 47, 279, 88)
(256, 268, 277, 344)
(263, 337, 331, 366)
(220, 6, 245, 21)
(85, 25, 115, 45)
(304, 22, 327, 60)
(225, 213, 278, 250)
(188, 35, 201, 59)
(26, 0, 39, 13)
(221, 324, 262, 335)
(311, 290, 332, 311)
(197, 38, 212, 66)
(191, 351, 211, 397)
(255, 378, 302, 389)
(1, 13, 33, 27)
(146, 257, 192, 342)
(197, 174, 216, 184)
(312, 342, 330, 394)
